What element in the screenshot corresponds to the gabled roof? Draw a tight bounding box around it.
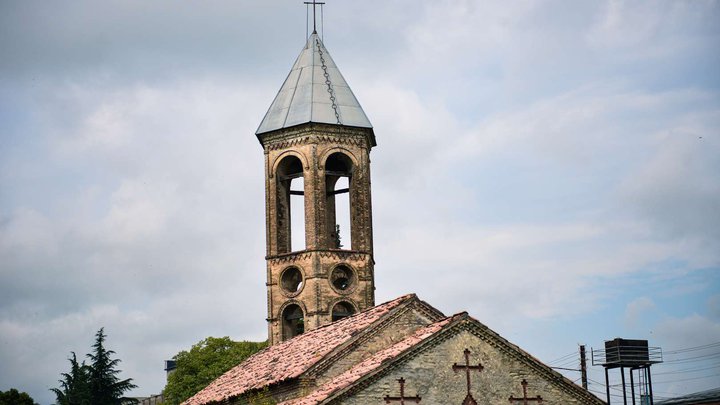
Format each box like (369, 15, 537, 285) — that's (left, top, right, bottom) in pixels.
(256, 33, 373, 136)
(281, 312, 604, 405)
(185, 294, 602, 405)
(278, 314, 461, 405)
(182, 294, 418, 405)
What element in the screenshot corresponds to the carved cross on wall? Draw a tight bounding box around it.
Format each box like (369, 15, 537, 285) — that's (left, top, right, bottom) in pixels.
(384, 377, 421, 404)
(508, 379, 543, 404)
(452, 348, 484, 405)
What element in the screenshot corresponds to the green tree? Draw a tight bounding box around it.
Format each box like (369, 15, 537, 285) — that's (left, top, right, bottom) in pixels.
(50, 352, 91, 405)
(0, 388, 39, 405)
(86, 328, 137, 404)
(163, 337, 267, 405)
(52, 328, 137, 405)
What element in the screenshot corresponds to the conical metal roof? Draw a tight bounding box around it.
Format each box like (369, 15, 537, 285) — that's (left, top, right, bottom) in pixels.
(256, 33, 373, 135)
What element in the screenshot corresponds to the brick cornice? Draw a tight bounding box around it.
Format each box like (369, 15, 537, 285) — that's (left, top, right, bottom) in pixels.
(258, 123, 375, 151)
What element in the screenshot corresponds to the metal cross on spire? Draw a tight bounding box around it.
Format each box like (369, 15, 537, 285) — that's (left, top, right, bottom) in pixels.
(304, 0, 325, 34)
(452, 349, 484, 405)
(508, 379, 543, 405)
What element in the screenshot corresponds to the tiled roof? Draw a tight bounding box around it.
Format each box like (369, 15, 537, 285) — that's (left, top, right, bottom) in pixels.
(182, 295, 415, 405)
(278, 314, 462, 405)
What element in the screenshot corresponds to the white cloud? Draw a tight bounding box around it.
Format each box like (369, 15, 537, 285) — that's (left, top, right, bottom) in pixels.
(624, 297, 656, 328)
(1, 1, 719, 403)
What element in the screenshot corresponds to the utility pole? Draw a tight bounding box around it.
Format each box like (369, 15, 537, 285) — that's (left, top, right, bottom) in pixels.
(580, 345, 588, 391)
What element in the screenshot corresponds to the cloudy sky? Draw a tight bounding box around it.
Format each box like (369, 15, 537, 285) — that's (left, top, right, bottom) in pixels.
(1, 1, 719, 403)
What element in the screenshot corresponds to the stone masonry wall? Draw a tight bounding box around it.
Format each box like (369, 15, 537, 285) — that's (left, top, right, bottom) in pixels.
(333, 330, 602, 404)
(260, 124, 376, 344)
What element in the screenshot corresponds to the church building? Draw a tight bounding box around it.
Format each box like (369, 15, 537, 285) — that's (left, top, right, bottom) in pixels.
(183, 10, 604, 405)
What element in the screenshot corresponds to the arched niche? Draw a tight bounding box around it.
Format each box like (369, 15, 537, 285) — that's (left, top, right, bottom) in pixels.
(324, 152, 354, 249)
(281, 303, 305, 340)
(275, 155, 305, 253)
(331, 301, 357, 322)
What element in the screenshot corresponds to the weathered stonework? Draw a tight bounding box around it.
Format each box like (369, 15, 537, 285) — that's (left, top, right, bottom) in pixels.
(259, 123, 376, 345)
(330, 328, 599, 404)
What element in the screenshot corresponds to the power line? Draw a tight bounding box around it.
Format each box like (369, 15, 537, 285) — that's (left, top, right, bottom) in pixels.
(548, 352, 576, 365)
(663, 341, 720, 355)
(654, 363, 720, 376)
(664, 351, 720, 364)
(552, 366, 581, 372)
(654, 373, 720, 384)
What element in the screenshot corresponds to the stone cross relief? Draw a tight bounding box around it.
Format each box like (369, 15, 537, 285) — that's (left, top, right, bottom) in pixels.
(384, 377, 421, 404)
(452, 348, 484, 405)
(508, 379, 543, 404)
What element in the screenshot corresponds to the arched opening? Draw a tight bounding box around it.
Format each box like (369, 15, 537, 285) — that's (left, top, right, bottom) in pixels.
(280, 267, 303, 294)
(281, 304, 304, 340)
(325, 153, 353, 249)
(330, 265, 356, 292)
(331, 301, 356, 322)
(276, 155, 305, 253)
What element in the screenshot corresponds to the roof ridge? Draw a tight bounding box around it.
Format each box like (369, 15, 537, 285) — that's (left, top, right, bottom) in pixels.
(280, 315, 464, 405)
(280, 312, 604, 405)
(457, 314, 604, 404)
(182, 294, 416, 405)
(301, 294, 416, 336)
(304, 295, 434, 377)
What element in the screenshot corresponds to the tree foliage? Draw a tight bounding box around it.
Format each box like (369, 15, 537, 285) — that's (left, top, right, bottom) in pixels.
(0, 388, 39, 405)
(50, 352, 90, 405)
(51, 328, 137, 405)
(163, 337, 267, 405)
(87, 328, 137, 404)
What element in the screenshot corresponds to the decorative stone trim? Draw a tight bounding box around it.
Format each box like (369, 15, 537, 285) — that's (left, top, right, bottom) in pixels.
(258, 123, 375, 150)
(267, 251, 314, 265)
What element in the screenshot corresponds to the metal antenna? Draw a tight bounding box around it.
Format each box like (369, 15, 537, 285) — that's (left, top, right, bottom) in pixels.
(303, 0, 325, 34)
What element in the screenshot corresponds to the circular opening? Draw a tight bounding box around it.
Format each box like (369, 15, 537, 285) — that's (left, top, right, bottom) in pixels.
(332, 301, 356, 322)
(330, 265, 355, 292)
(281, 267, 303, 294)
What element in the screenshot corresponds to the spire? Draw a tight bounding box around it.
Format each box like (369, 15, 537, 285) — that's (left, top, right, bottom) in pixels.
(256, 33, 373, 136)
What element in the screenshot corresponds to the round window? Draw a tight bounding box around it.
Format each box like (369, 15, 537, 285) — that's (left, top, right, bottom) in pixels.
(330, 265, 355, 292)
(281, 267, 303, 294)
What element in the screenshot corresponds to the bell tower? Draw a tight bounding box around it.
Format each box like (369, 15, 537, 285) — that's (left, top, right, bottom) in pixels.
(256, 29, 377, 344)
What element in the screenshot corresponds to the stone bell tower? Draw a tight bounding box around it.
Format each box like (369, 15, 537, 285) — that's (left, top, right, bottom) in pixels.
(256, 30, 377, 345)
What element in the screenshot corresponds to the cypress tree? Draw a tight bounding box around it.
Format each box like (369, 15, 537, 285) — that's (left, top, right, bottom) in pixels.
(50, 352, 90, 405)
(86, 328, 137, 404)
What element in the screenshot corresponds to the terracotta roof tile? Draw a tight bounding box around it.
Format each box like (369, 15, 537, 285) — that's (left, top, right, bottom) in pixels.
(182, 295, 415, 405)
(278, 314, 462, 405)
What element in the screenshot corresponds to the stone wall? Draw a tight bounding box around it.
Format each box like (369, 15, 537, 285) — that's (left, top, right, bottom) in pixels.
(333, 330, 601, 404)
(259, 123, 377, 345)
